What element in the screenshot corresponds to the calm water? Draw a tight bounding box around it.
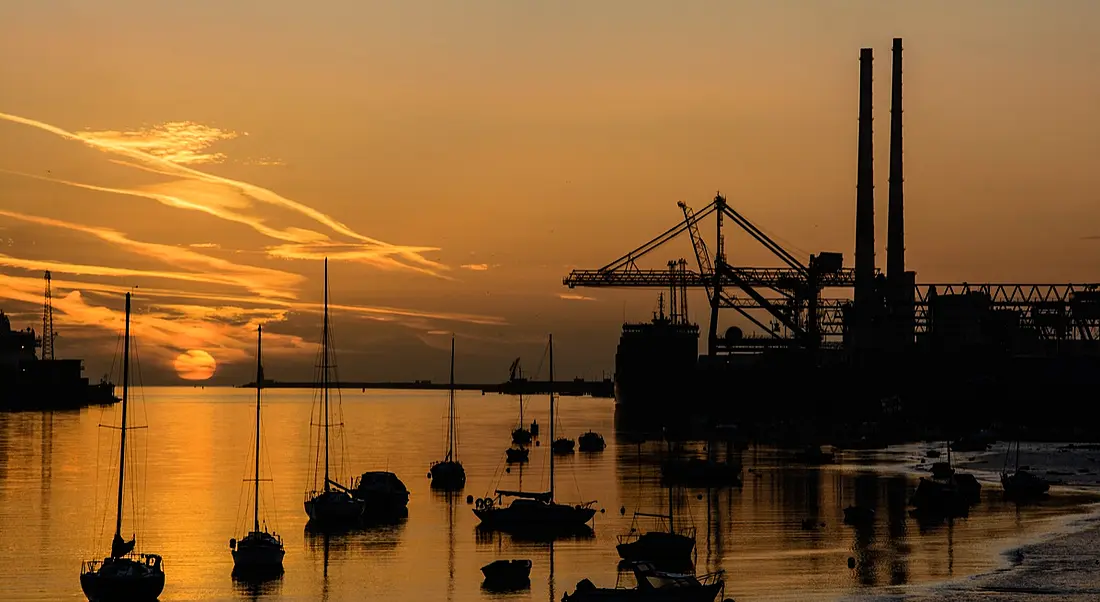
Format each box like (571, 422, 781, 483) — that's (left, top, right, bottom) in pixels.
(0, 387, 1095, 601)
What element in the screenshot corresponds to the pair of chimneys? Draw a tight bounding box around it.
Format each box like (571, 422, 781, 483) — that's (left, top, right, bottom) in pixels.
(854, 38, 904, 312)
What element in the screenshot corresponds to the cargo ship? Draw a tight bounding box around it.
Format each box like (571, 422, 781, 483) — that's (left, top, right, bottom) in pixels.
(613, 298, 699, 407)
(0, 310, 118, 410)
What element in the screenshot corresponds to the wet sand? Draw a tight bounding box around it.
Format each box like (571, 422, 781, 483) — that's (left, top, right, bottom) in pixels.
(835, 441, 1100, 601)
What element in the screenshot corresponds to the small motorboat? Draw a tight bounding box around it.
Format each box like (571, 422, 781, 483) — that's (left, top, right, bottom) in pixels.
(578, 431, 606, 452)
(481, 559, 532, 590)
(843, 505, 875, 525)
(353, 471, 410, 519)
(506, 447, 529, 463)
(512, 427, 533, 445)
(563, 561, 726, 602)
(552, 438, 575, 454)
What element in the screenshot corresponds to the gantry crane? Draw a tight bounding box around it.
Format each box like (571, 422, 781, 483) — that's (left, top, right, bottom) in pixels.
(565, 193, 856, 355)
(563, 194, 1100, 355)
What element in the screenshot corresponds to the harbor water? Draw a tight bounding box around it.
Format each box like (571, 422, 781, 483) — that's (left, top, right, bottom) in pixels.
(0, 387, 1097, 601)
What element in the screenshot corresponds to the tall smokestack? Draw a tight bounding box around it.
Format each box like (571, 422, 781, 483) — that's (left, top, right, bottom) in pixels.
(855, 48, 875, 314)
(887, 38, 904, 281)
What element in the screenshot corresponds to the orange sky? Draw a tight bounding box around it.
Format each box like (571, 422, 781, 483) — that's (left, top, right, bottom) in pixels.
(1, 1, 1098, 384)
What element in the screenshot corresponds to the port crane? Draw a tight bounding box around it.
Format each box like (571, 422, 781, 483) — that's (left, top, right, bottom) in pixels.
(563, 194, 1100, 355)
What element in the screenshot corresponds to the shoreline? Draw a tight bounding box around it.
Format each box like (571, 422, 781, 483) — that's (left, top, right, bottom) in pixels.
(838, 442, 1100, 601)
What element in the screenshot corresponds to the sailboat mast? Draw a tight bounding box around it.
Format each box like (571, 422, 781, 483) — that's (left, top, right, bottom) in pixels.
(668, 483, 674, 533)
(114, 292, 132, 542)
(448, 335, 456, 461)
(254, 325, 263, 533)
(323, 258, 330, 490)
(548, 334, 554, 503)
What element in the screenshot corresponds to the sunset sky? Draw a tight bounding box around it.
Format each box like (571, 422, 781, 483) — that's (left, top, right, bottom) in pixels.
(1, 1, 1098, 385)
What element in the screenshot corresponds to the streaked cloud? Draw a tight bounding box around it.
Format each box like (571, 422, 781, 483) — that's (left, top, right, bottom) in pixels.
(0, 209, 303, 298)
(559, 293, 597, 301)
(460, 263, 490, 271)
(0, 111, 446, 276)
(189, 242, 220, 249)
(80, 121, 240, 165)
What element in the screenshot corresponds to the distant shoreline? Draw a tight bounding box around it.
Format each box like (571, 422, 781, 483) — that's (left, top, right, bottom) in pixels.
(232, 379, 616, 397)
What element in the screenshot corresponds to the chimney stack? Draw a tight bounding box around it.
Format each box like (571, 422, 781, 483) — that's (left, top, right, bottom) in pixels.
(887, 38, 904, 281)
(854, 48, 875, 317)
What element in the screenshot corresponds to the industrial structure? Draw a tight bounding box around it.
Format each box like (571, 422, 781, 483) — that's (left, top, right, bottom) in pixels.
(0, 271, 117, 409)
(563, 39, 1100, 428)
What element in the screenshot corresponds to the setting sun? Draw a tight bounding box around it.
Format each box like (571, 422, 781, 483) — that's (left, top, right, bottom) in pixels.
(173, 350, 216, 381)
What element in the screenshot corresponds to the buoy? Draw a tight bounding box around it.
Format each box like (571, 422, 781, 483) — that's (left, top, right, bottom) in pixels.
(620, 505, 626, 515)
(466, 494, 474, 504)
(426, 472, 432, 479)
(600, 508, 605, 513)
(697, 493, 703, 500)
(506, 467, 511, 473)
(847, 557, 855, 569)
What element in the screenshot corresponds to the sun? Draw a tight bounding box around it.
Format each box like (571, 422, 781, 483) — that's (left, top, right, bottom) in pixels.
(174, 350, 217, 381)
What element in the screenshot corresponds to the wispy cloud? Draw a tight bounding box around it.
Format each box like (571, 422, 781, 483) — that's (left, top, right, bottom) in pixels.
(80, 121, 240, 165)
(559, 293, 597, 301)
(460, 263, 490, 271)
(0, 111, 446, 276)
(189, 242, 220, 249)
(1083, 236, 1100, 241)
(0, 209, 302, 298)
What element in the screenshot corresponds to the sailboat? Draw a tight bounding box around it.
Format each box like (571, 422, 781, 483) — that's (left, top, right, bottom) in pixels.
(617, 442, 695, 567)
(230, 325, 285, 572)
(1001, 439, 1050, 499)
(305, 259, 366, 527)
(473, 334, 597, 532)
(429, 335, 466, 490)
(510, 360, 533, 445)
(79, 292, 165, 602)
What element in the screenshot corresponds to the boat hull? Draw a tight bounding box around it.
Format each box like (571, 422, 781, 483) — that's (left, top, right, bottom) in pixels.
(305, 491, 365, 527)
(563, 582, 723, 602)
(429, 461, 466, 490)
(232, 542, 285, 570)
(80, 557, 165, 602)
(616, 532, 694, 565)
(475, 501, 595, 532)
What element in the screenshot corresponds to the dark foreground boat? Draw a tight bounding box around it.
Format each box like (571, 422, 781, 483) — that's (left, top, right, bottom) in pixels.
(80, 293, 165, 602)
(474, 335, 597, 534)
(429, 336, 466, 491)
(1001, 440, 1050, 499)
(563, 562, 726, 602)
(304, 260, 366, 528)
(230, 326, 285, 574)
(506, 446, 529, 463)
(353, 471, 410, 518)
(618, 473, 695, 568)
(481, 559, 532, 589)
(579, 431, 606, 452)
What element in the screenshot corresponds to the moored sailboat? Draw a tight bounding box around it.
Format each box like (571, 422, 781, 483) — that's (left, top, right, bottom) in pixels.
(474, 335, 597, 533)
(230, 325, 285, 574)
(79, 293, 165, 602)
(304, 259, 366, 527)
(1001, 439, 1050, 500)
(429, 336, 466, 490)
